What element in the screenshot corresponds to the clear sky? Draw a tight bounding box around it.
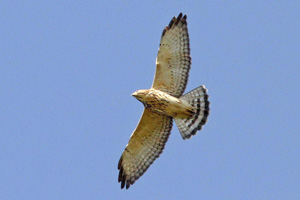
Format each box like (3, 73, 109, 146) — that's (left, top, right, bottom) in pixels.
(1, 1, 299, 199)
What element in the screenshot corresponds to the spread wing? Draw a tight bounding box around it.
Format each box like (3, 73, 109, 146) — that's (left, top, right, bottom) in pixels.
(152, 13, 191, 97)
(118, 109, 173, 189)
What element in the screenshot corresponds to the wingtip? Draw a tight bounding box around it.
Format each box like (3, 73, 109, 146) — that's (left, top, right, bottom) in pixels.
(118, 159, 133, 189)
(168, 16, 176, 28)
(162, 13, 188, 37)
(121, 179, 125, 189)
(175, 13, 182, 25)
(117, 156, 122, 169)
(126, 183, 130, 189)
(118, 167, 123, 182)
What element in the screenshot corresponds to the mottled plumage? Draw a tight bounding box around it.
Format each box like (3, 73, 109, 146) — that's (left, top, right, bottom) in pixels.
(118, 13, 210, 189)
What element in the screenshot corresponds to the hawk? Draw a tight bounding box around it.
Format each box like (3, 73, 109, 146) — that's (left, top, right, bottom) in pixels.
(118, 13, 210, 189)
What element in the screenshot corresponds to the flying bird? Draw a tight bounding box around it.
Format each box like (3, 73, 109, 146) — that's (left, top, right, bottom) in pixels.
(118, 13, 210, 189)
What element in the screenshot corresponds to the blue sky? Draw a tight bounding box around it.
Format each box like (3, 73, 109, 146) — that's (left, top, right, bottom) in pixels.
(1, 1, 299, 199)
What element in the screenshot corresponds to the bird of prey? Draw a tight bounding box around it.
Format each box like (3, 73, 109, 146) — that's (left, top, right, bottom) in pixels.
(118, 13, 210, 189)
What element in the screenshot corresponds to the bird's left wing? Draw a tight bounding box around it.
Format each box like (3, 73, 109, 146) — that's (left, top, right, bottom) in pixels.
(118, 109, 173, 189)
(152, 13, 191, 97)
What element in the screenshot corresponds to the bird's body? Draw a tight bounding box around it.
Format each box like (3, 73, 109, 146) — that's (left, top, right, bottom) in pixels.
(132, 89, 194, 118)
(118, 13, 210, 189)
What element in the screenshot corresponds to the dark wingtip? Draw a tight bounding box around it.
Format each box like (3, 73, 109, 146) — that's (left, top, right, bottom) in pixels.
(121, 179, 125, 189)
(175, 13, 183, 25)
(162, 13, 187, 37)
(168, 16, 176, 28)
(118, 167, 123, 182)
(118, 156, 129, 189)
(118, 156, 122, 169)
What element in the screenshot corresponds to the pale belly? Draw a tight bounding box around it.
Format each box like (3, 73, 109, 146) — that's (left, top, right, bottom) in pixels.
(144, 90, 194, 118)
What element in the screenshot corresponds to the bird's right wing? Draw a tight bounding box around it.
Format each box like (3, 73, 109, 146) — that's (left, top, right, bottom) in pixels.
(118, 109, 173, 189)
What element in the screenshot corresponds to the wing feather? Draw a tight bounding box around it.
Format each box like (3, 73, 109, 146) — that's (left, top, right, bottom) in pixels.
(118, 109, 173, 189)
(152, 13, 191, 97)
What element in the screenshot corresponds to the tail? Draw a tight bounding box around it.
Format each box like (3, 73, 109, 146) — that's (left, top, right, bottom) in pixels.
(174, 85, 210, 139)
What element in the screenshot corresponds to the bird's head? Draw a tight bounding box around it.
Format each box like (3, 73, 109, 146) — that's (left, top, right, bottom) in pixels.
(132, 90, 145, 99)
(132, 89, 150, 103)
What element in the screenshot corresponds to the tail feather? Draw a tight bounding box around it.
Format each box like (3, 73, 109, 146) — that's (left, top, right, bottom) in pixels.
(175, 85, 210, 139)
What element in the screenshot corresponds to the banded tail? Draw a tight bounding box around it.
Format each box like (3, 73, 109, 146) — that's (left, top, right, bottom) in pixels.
(174, 85, 210, 139)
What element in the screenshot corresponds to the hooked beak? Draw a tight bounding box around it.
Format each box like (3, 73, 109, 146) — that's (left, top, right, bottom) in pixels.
(131, 91, 138, 97)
